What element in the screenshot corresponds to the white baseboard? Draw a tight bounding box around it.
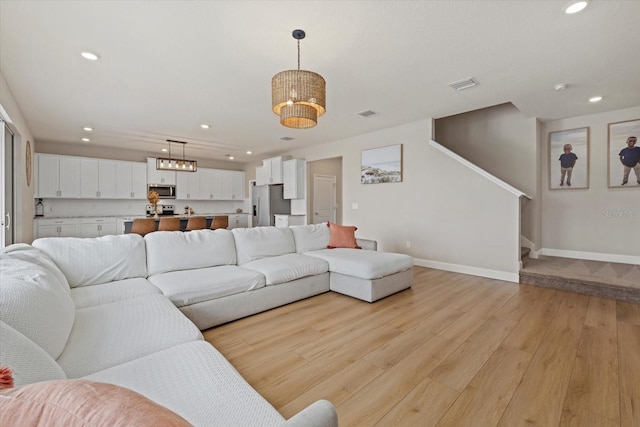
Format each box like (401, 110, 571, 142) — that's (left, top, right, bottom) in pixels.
(539, 248, 640, 265)
(413, 258, 520, 283)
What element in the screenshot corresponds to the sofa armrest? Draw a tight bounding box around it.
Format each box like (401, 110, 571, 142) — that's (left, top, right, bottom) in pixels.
(356, 238, 377, 251)
(277, 400, 338, 427)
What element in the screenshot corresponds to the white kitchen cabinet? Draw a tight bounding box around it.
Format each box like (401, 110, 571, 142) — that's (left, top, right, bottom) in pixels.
(36, 218, 81, 238)
(255, 165, 267, 186)
(283, 159, 305, 199)
(231, 170, 245, 200)
(147, 158, 176, 185)
(198, 169, 213, 200)
(116, 161, 147, 199)
(227, 214, 248, 229)
(80, 159, 117, 198)
(176, 170, 200, 200)
(257, 156, 289, 185)
(211, 169, 224, 200)
(36, 154, 81, 198)
(274, 214, 306, 228)
(80, 217, 117, 237)
(220, 170, 233, 200)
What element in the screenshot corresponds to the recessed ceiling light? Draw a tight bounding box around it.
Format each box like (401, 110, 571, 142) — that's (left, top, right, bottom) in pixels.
(81, 51, 100, 61)
(200, 124, 210, 129)
(83, 127, 93, 132)
(553, 83, 567, 91)
(161, 148, 168, 152)
(225, 154, 234, 160)
(564, 1, 588, 14)
(589, 96, 603, 103)
(280, 136, 294, 141)
(81, 138, 90, 142)
(246, 151, 252, 155)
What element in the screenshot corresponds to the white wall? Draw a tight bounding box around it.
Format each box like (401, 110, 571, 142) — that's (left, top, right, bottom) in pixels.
(541, 105, 640, 263)
(284, 119, 521, 280)
(434, 103, 538, 244)
(1, 72, 35, 243)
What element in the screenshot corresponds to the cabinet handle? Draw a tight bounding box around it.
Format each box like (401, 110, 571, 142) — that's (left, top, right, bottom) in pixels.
(96, 191, 99, 197)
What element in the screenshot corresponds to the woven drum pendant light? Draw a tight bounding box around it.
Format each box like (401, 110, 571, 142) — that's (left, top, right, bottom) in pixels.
(272, 29, 325, 129)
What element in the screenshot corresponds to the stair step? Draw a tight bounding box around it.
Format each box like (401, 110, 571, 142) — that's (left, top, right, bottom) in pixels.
(520, 246, 530, 260)
(520, 271, 640, 304)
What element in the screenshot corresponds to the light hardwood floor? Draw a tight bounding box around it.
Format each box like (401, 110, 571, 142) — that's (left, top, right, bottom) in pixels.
(203, 267, 640, 426)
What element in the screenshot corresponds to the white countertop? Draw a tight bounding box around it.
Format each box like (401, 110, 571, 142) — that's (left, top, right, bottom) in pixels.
(35, 212, 250, 221)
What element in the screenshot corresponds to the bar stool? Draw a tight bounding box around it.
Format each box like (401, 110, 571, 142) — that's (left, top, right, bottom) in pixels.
(130, 218, 156, 236)
(185, 216, 206, 231)
(158, 217, 181, 231)
(210, 216, 228, 230)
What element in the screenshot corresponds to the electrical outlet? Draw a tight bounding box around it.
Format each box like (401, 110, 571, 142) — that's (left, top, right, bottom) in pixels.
(406, 241, 411, 248)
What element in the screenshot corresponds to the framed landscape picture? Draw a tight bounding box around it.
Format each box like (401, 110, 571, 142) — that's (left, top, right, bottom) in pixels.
(608, 118, 640, 188)
(361, 144, 403, 184)
(549, 127, 589, 190)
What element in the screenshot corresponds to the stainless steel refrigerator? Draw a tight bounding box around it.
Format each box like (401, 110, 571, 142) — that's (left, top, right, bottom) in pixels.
(253, 184, 291, 227)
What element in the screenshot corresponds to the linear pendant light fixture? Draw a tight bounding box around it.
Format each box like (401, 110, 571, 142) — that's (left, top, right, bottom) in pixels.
(272, 29, 326, 129)
(156, 139, 197, 172)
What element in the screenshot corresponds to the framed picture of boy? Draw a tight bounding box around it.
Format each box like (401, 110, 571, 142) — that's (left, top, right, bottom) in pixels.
(549, 127, 589, 190)
(608, 119, 640, 188)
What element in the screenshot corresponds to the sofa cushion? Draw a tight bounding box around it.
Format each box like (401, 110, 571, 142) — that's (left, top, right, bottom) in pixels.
(57, 294, 203, 378)
(304, 248, 413, 280)
(290, 223, 331, 253)
(232, 226, 296, 264)
(0, 321, 66, 387)
(84, 341, 286, 426)
(32, 234, 147, 287)
(0, 245, 74, 359)
(148, 266, 266, 308)
(71, 278, 162, 309)
(0, 380, 190, 426)
(241, 253, 329, 286)
(327, 222, 361, 249)
(145, 229, 236, 276)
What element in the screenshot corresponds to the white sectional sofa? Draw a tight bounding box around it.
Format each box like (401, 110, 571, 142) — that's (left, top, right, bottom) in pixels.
(0, 224, 413, 425)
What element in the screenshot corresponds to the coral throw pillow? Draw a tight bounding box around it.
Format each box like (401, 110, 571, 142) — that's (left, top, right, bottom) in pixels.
(0, 379, 190, 426)
(327, 222, 361, 249)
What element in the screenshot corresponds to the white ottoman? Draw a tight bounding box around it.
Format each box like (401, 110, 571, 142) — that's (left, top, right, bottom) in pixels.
(304, 248, 414, 302)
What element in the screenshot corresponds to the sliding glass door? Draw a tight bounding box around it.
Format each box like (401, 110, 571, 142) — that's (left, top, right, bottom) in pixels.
(1, 118, 15, 247)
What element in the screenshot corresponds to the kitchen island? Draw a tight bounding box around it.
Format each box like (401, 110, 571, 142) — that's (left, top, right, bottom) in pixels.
(120, 213, 250, 234)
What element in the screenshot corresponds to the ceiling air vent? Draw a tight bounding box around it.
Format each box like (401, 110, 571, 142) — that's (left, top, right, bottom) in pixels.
(357, 109, 378, 118)
(448, 78, 478, 91)
(280, 136, 294, 141)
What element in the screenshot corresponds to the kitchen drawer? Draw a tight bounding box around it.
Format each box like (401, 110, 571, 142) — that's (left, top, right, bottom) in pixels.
(37, 218, 79, 226)
(80, 217, 116, 225)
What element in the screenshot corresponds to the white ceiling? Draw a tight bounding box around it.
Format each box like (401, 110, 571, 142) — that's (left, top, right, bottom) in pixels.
(1, 1, 639, 163)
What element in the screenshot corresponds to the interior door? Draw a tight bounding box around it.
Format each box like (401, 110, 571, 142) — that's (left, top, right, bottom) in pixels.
(313, 174, 336, 224)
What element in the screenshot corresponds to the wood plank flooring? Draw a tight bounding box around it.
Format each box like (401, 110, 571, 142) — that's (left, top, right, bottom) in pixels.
(202, 267, 640, 427)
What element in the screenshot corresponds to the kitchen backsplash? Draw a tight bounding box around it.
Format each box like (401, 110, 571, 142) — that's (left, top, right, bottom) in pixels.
(36, 198, 248, 218)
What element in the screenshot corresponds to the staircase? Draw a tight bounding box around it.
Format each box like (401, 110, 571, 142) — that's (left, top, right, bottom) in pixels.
(519, 254, 640, 303)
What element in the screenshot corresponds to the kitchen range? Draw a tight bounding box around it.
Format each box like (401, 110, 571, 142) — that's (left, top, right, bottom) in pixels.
(146, 204, 175, 217)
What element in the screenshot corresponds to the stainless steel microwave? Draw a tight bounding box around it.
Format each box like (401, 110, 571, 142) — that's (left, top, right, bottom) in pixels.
(147, 184, 176, 199)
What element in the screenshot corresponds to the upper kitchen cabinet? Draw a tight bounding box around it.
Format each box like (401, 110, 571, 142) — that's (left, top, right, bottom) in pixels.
(256, 156, 290, 185)
(283, 159, 305, 199)
(176, 170, 201, 200)
(116, 161, 147, 199)
(80, 158, 117, 198)
(147, 158, 176, 185)
(230, 170, 245, 200)
(35, 154, 81, 198)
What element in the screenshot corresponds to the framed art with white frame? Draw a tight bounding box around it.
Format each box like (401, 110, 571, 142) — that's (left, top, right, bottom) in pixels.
(608, 118, 640, 188)
(549, 127, 589, 190)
